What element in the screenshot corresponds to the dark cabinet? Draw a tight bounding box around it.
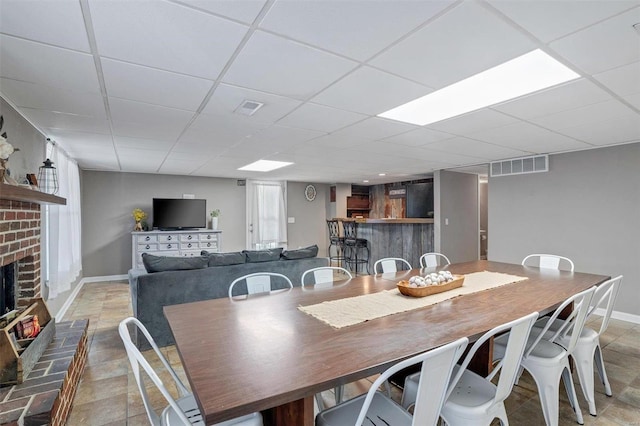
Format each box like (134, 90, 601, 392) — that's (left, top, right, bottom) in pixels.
(347, 185, 370, 218)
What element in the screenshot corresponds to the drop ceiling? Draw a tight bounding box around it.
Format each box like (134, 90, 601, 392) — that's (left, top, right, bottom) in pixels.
(0, 0, 639, 185)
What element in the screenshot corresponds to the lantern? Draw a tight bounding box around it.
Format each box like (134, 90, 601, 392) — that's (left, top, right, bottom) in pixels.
(37, 158, 58, 194)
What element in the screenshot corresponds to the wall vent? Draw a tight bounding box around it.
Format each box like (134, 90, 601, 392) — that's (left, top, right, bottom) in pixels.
(490, 154, 548, 177)
(235, 100, 264, 116)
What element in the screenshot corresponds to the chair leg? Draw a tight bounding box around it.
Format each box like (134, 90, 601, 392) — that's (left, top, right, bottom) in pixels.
(594, 345, 612, 397)
(562, 366, 585, 425)
(315, 393, 325, 412)
(525, 363, 563, 426)
(334, 386, 343, 404)
(573, 343, 598, 416)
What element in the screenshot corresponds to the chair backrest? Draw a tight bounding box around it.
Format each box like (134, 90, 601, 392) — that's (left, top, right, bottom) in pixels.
(419, 252, 451, 269)
(119, 317, 193, 426)
(228, 272, 293, 299)
(526, 286, 596, 357)
(448, 312, 538, 406)
(301, 266, 352, 288)
(374, 257, 412, 273)
(355, 337, 468, 426)
(587, 275, 623, 336)
(342, 220, 358, 240)
(521, 253, 575, 272)
(326, 219, 341, 239)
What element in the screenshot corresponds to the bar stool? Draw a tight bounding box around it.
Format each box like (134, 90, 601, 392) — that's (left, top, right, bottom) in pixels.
(342, 220, 370, 275)
(326, 219, 345, 267)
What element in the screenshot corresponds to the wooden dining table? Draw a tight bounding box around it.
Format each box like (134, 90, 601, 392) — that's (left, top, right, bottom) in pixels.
(163, 260, 609, 426)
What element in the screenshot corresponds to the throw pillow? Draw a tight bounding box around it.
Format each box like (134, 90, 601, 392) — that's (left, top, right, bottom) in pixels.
(281, 244, 319, 260)
(201, 251, 246, 267)
(142, 253, 208, 273)
(242, 248, 283, 263)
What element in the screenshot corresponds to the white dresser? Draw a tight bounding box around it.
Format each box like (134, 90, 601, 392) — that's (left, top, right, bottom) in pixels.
(131, 229, 222, 269)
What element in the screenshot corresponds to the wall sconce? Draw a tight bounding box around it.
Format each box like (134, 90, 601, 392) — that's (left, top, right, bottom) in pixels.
(37, 158, 58, 194)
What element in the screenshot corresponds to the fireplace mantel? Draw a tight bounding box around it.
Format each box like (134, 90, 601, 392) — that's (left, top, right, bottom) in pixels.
(0, 183, 66, 205)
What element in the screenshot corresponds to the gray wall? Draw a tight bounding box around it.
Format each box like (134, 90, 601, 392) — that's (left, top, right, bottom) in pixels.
(435, 170, 479, 263)
(488, 143, 640, 317)
(81, 171, 329, 276)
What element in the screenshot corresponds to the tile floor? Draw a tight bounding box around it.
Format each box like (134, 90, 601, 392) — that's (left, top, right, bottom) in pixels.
(63, 280, 640, 425)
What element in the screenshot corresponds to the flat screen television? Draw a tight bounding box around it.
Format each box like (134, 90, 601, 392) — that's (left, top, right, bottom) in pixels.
(152, 198, 206, 230)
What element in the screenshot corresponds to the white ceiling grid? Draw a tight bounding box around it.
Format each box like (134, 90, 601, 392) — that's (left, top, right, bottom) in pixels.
(0, 0, 638, 184)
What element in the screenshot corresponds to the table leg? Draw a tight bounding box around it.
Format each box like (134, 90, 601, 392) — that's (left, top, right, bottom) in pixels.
(262, 396, 314, 426)
(466, 336, 494, 376)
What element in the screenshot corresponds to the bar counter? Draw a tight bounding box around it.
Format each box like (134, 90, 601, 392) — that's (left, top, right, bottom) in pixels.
(336, 217, 434, 270)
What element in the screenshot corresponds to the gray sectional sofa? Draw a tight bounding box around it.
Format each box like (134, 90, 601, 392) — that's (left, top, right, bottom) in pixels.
(128, 247, 328, 349)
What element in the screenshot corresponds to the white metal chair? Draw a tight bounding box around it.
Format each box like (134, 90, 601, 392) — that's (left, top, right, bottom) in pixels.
(300, 266, 352, 409)
(316, 337, 468, 426)
(494, 286, 596, 426)
(228, 272, 293, 299)
(373, 257, 412, 274)
(419, 252, 451, 269)
(521, 254, 575, 272)
(402, 312, 538, 426)
(119, 317, 263, 426)
(301, 266, 352, 289)
(531, 275, 623, 416)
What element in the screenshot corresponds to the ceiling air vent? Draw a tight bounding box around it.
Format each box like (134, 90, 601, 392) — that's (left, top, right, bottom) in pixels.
(490, 154, 548, 177)
(234, 100, 264, 116)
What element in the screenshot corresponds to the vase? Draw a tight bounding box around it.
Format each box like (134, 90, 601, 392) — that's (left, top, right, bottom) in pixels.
(134, 221, 143, 232)
(210, 217, 218, 230)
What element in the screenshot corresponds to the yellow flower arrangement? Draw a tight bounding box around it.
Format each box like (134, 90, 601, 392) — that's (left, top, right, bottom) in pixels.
(132, 208, 147, 222)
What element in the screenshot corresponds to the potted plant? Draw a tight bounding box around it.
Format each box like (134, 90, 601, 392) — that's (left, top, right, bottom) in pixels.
(210, 209, 220, 230)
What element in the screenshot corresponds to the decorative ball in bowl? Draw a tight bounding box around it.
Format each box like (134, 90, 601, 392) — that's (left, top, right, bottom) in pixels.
(397, 271, 464, 297)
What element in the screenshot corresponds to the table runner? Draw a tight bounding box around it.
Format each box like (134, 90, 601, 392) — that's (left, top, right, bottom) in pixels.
(298, 271, 528, 329)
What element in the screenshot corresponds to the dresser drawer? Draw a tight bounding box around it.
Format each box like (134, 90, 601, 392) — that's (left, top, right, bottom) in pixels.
(179, 242, 200, 250)
(158, 242, 179, 251)
(136, 234, 158, 244)
(138, 243, 159, 252)
(199, 233, 218, 242)
(158, 234, 178, 243)
(180, 250, 203, 257)
(200, 241, 218, 250)
(179, 234, 199, 242)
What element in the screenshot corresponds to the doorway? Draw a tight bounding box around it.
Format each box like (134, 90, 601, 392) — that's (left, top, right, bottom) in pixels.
(245, 180, 288, 250)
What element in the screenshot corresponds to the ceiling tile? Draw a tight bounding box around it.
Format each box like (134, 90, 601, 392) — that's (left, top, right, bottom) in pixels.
(108, 98, 195, 141)
(222, 31, 358, 100)
(468, 121, 592, 153)
(529, 99, 638, 131)
(46, 131, 114, 153)
(554, 115, 640, 145)
(260, 0, 455, 60)
(158, 158, 209, 175)
(21, 108, 110, 134)
(593, 61, 640, 97)
(276, 103, 367, 132)
(311, 66, 432, 115)
(234, 124, 326, 152)
(487, 0, 638, 43)
(420, 136, 530, 160)
(0, 0, 90, 51)
(118, 148, 167, 171)
(0, 35, 100, 93)
(202, 83, 302, 125)
(493, 79, 612, 120)
(89, 0, 249, 79)
(176, 112, 267, 150)
(380, 128, 455, 147)
(74, 155, 120, 171)
(330, 117, 419, 142)
(114, 136, 175, 151)
(101, 58, 213, 111)
(428, 109, 519, 136)
(174, 0, 267, 24)
(550, 7, 640, 75)
(624, 93, 640, 110)
(370, 1, 536, 88)
(0, 78, 106, 117)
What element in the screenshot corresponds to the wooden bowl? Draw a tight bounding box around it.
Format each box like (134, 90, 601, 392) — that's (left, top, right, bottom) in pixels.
(397, 275, 465, 298)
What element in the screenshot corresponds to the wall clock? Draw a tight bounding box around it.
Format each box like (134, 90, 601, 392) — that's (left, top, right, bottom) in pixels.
(305, 184, 317, 202)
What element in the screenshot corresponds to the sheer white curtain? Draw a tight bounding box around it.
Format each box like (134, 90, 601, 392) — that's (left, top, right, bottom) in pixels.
(46, 145, 82, 299)
(247, 180, 287, 249)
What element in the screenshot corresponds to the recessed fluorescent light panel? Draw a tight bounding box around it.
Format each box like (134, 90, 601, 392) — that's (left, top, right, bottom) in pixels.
(378, 49, 580, 126)
(238, 159, 293, 172)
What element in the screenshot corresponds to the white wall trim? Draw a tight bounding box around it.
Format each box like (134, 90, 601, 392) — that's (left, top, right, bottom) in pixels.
(593, 308, 640, 325)
(54, 274, 128, 322)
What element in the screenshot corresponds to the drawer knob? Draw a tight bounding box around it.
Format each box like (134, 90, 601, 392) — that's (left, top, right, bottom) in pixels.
(145, 245, 150, 249)
(207, 235, 211, 239)
(145, 236, 150, 241)
(167, 244, 172, 249)
(167, 236, 172, 240)
(207, 242, 211, 247)
(188, 235, 192, 240)
(188, 243, 192, 248)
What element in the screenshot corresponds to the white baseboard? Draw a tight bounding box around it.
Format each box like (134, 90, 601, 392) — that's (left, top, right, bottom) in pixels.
(593, 308, 640, 325)
(55, 274, 129, 322)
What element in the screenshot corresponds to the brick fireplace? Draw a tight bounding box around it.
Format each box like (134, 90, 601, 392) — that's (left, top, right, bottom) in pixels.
(0, 199, 42, 312)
